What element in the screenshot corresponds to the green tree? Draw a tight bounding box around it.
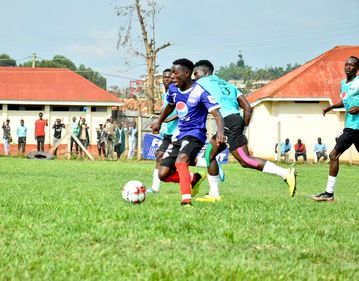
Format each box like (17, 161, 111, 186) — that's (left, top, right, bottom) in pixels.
(19, 56, 107, 89)
(0, 54, 16, 66)
(217, 51, 300, 83)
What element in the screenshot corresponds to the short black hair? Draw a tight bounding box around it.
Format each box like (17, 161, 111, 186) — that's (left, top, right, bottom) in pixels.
(172, 58, 194, 72)
(194, 60, 214, 73)
(163, 68, 171, 73)
(349, 56, 359, 66)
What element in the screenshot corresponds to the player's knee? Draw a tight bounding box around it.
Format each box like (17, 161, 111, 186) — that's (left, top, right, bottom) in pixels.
(329, 151, 337, 161)
(158, 170, 168, 181)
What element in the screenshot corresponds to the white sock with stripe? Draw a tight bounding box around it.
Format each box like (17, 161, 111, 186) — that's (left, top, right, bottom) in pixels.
(262, 161, 289, 179)
(151, 169, 160, 192)
(325, 176, 336, 194)
(207, 174, 220, 197)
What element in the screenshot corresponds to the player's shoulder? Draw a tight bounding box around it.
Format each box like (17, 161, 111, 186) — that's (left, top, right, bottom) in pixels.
(193, 82, 213, 98)
(168, 83, 178, 94)
(352, 76, 359, 86)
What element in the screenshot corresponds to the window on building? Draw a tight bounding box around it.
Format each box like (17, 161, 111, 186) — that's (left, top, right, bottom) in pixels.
(52, 106, 69, 111)
(91, 106, 107, 112)
(7, 105, 44, 111)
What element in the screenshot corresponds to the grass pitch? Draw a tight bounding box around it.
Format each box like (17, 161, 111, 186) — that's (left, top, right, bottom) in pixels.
(0, 157, 358, 280)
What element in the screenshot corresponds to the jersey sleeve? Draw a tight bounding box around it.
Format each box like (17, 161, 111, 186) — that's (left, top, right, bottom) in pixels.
(166, 84, 176, 105)
(200, 90, 220, 112)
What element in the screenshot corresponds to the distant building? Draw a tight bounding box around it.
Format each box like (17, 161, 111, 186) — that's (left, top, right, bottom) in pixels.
(246, 45, 359, 162)
(0, 67, 123, 152)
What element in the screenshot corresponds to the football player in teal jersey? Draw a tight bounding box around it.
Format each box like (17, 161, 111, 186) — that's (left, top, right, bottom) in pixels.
(193, 60, 297, 203)
(312, 56, 359, 202)
(147, 69, 178, 193)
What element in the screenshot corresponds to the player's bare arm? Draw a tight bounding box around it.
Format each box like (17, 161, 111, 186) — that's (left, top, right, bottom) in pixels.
(323, 101, 344, 116)
(163, 114, 178, 123)
(348, 106, 359, 115)
(238, 95, 252, 126)
(210, 109, 225, 144)
(151, 103, 175, 133)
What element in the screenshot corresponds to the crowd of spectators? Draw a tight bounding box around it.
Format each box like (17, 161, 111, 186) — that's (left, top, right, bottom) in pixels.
(1, 112, 138, 159)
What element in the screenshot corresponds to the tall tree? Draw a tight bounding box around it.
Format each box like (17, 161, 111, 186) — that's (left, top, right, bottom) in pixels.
(0, 54, 16, 67)
(116, 0, 171, 114)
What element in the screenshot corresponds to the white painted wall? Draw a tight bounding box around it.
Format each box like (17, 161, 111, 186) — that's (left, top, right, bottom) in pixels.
(247, 101, 358, 161)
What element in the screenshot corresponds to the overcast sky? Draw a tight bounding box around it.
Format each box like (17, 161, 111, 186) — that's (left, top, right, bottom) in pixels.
(1, 0, 359, 89)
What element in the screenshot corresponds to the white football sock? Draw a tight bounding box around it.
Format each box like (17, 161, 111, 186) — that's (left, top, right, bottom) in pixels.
(151, 169, 160, 191)
(325, 176, 336, 194)
(262, 161, 289, 179)
(207, 174, 220, 197)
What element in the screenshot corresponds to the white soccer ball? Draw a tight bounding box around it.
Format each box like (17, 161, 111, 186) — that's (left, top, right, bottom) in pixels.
(122, 180, 147, 204)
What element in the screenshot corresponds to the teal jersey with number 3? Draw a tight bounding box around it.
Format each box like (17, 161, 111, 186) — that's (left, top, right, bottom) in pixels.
(197, 75, 242, 118)
(340, 76, 359, 130)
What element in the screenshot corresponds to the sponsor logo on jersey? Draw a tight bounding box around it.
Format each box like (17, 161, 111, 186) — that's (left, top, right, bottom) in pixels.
(176, 101, 188, 118)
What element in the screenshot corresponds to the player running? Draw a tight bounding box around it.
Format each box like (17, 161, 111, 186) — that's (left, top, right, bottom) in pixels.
(193, 60, 297, 203)
(151, 58, 225, 206)
(147, 69, 178, 193)
(311, 56, 359, 202)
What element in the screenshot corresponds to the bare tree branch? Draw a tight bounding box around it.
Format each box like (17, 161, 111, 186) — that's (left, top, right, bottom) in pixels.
(155, 42, 172, 54)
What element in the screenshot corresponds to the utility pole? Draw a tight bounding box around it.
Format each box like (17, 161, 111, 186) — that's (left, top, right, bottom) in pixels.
(32, 53, 37, 68)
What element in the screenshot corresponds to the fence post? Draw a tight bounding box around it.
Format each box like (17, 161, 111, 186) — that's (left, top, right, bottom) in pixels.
(276, 121, 281, 163)
(137, 103, 142, 160)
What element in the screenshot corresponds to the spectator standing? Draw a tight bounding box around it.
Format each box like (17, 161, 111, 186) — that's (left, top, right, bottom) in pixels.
(16, 119, 27, 154)
(294, 139, 307, 162)
(127, 121, 137, 159)
(2, 119, 11, 156)
(78, 117, 89, 158)
(52, 118, 65, 156)
(275, 138, 291, 163)
(96, 124, 106, 158)
(35, 112, 48, 152)
(314, 137, 328, 162)
(104, 118, 115, 160)
(115, 122, 126, 159)
(70, 116, 79, 154)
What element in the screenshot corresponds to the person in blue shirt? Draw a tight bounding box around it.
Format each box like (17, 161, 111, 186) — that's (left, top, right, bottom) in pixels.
(275, 138, 292, 163)
(193, 60, 297, 202)
(312, 56, 359, 202)
(151, 58, 225, 206)
(16, 119, 27, 154)
(148, 68, 179, 193)
(313, 137, 328, 162)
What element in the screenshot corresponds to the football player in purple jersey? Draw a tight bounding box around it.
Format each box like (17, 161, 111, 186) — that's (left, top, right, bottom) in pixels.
(151, 58, 225, 206)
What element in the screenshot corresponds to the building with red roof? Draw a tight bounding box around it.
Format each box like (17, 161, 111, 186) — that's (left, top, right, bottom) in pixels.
(246, 46, 359, 162)
(0, 67, 123, 154)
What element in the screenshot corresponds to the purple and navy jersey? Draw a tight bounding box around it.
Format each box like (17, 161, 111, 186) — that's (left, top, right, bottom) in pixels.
(167, 82, 220, 143)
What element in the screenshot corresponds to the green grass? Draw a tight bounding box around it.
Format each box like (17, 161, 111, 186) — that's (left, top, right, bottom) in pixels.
(0, 157, 358, 280)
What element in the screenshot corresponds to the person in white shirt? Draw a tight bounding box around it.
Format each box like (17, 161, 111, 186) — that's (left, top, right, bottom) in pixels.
(127, 121, 137, 159)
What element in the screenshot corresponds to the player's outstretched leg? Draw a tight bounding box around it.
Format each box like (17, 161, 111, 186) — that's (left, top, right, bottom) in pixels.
(196, 140, 226, 203)
(311, 149, 339, 202)
(147, 151, 164, 194)
(232, 144, 297, 197)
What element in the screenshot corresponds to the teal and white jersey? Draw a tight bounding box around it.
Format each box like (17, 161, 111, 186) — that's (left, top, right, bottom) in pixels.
(340, 76, 359, 130)
(197, 75, 242, 118)
(160, 91, 178, 136)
